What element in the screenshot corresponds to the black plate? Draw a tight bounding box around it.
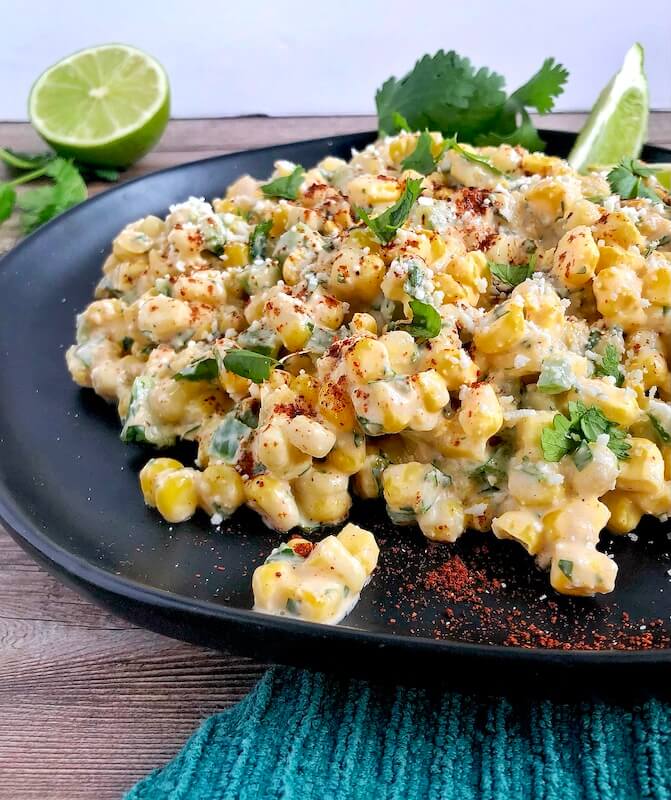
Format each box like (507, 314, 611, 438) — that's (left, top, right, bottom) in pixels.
(3, 129, 671, 688)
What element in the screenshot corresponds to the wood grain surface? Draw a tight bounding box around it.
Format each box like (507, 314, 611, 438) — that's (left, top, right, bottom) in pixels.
(0, 112, 669, 799)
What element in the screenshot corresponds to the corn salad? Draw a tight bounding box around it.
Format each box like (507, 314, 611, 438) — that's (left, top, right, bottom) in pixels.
(67, 130, 671, 604)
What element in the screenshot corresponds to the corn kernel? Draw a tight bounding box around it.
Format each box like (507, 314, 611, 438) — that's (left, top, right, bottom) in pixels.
(195, 464, 245, 516)
(140, 458, 184, 506)
(474, 304, 525, 354)
(244, 475, 301, 531)
(337, 523, 379, 574)
(318, 380, 356, 432)
(154, 468, 199, 523)
(307, 535, 368, 593)
(602, 490, 643, 534)
(616, 438, 665, 495)
(345, 338, 391, 383)
(223, 241, 249, 267)
(293, 468, 351, 524)
(492, 510, 543, 555)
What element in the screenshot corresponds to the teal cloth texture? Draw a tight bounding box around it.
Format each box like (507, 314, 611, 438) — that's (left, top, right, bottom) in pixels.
(126, 666, 671, 800)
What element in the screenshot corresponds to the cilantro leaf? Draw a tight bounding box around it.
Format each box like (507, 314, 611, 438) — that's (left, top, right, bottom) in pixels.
(250, 220, 272, 261)
(401, 131, 439, 175)
(475, 109, 546, 152)
(606, 427, 632, 460)
(594, 343, 624, 386)
(607, 159, 660, 203)
(649, 414, 671, 444)
(541, 413, 574, 462)
(354, 177, 423, 244)
(376, 50, 506, 141)
(17, 158, 87, 233)
(508, 58, 570, 115)
(209, 413, 252, 463)
(391, 111, 411, 132)
(488, 252, 536, 287)
(571, 441, 593, 471)
(541, 402, 630, 462)
(444, 135, 504, 175)
(376, 50, 567, 152)
(391, 298, 441, 339)
(558, 559, 573, 579)
(470, 443, 511, 490)
(222, 348, 278, 383)
(174, 357, 218, 382)
(0, 184, 16, 222)
(488, 261, 531, 287)
(261, 166, 304, 200)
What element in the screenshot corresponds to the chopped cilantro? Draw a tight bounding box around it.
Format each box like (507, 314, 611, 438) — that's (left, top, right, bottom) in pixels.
(541, 401, 630, 462)
(593, 343, 624, 386)
(401, 130, 439, 175)
(261, 166, 304, 200)
(607, 159, 660, 203)
(354, 178, 423, 244)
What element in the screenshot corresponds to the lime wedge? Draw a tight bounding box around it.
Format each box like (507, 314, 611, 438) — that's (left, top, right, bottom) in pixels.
(29, 44, 170, 168)
(651, 165, 671, 190)
(568, 43, 648, 173)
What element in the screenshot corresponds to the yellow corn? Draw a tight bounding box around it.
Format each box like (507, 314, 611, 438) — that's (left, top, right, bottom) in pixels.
(154, 468, 199, 523)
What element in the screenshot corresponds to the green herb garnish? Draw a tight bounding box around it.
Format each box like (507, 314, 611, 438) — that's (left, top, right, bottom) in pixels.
(222, 348, 278, 383)
(488, 253, 537, 287)
(174, 357, 218, 382)
(558, 559, 573, 579)
(354, 177, 423, 244)
(649, 414, 671, 444)
(401, 130, 439, 175)
(443, 135, 503, 175)
(261, 166, 304, 200)
(377, 51, 567, 151)
(250, 219, 273, 261)
(594, 343, 624, 386)
(391, 299, 441, 339)
(541, 401, 631, 462)
(607, 159, 660, 203)
(0, 149, 89, 232)
(209, 413, 253, 463)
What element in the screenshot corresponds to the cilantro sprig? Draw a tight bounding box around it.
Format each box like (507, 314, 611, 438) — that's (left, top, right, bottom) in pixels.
(390, 298, 441, 340)
(0, 147, 117, 232)
(540, 401, 631, 463)
(250, 220, 272, 261)
(443, 135, 504, 175)
(401, 131, 439, 175)
(174, 357, 219, 382)
(606, 159, 660, 203)
(377, 51, 567, 151)
(354, 177, 423, 244)
(261, 166, 304, 200)
(593, 343, 624, 386)
(488, 252, 537, 288)
(222, 348, 278, 383)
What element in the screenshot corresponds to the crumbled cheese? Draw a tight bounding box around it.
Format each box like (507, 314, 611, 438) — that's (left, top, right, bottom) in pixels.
(513, 354, 530, 368)
(464, 503, 488, 516)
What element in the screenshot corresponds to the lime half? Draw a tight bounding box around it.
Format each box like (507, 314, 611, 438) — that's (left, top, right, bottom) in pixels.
(568, 43, 648, 173)
(29, 44, 170, 168)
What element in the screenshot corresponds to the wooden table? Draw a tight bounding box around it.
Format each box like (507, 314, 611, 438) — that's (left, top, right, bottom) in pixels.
(1, 113, 669, 799)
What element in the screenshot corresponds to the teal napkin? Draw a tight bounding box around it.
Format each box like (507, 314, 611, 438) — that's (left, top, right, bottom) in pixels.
(126, 666, 671, 799)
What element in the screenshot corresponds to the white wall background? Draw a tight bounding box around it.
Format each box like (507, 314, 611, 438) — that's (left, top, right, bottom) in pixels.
(2, 0, 670, 120)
